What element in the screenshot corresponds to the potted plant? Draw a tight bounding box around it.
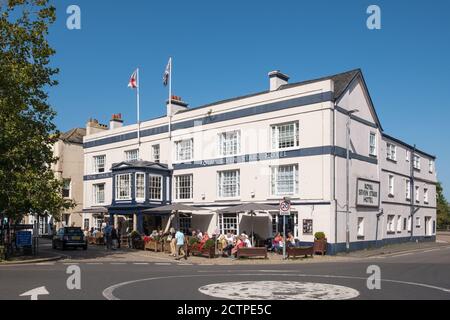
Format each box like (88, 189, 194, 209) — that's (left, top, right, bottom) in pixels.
(313, 232, 327, 256)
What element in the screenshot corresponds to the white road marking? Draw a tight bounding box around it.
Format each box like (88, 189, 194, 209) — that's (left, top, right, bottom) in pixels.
(35, 263, 55, 266)
(102, 273, 450, 301)
(199, 281, 360, 300)
(388, 253, 413, 258)
(133, 263, 149, 265)
(110, 263, 127, 265)
(86, 263, 103, 265)
(155, 263, 171, 266)
(20, 286, 49, 300)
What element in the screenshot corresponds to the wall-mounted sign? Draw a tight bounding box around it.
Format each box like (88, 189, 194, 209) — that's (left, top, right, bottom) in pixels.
(356, 179, 380, 208)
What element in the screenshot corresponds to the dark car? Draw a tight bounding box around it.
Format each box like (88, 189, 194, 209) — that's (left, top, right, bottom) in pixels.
(52, 227, 87, 251)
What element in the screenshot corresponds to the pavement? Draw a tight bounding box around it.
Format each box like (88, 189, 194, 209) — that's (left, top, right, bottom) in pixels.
(0, 234, 449, 300)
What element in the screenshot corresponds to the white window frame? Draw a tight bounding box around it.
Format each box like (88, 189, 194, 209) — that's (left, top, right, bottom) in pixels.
(62, 179, 72, 198)
(388, 175, 395, 196)
(369, 132, 377, 156)
(357, 217, 364, 237)
(135, 172, 146, 202)
(424, 188, 429, 204)
(175, 139, 194, 162)
(175, 174, 194, 200)
(271, 164, 299, 197)
(408, 216, 412, 232)
(271, 121, 300, 151)
(413, 155, 421, 170)
(415, 186, 420, 203)
(387, 215, 395, 233)
(429, 160, 434, 173)
(218, 130, 241, 157)
(219, 213, 239, 235)
(406, 150, 410, 162)
(152, 145, 161, 163)
(148, 174, 163, 201)
(93, 183, 105, 205)
(125, 149, 140, 162)
(217, 170, 240, 198)
(416, 216, 421, 228)
(397, 215, 402, 232)
(387, 143, 397, 161)
(406, 179, 411, 200)
(115, 174, 132, 201)
(93, 155, 106, 173)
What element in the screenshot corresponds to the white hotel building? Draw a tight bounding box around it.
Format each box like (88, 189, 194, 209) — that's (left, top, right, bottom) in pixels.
(82, 69, 437, 254)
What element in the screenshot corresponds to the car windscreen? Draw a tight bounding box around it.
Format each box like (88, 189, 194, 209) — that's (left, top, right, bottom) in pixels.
(65, 228, 83, 235)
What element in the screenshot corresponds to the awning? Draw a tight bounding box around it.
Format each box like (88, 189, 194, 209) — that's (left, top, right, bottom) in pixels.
(217, 202, 279, 214)
(82, 207, 108, 214)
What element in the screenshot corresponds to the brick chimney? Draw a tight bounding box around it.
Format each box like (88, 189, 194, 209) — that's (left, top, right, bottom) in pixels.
(110, 113, 123, 130)
(86, 118, 108, 135)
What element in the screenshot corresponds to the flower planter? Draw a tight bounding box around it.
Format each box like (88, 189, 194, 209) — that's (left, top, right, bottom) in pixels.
(144, 239, 163, 252)
(132, 239, 145, 250)
(313, 238, 327, 256)
(188, 244, 215, 259)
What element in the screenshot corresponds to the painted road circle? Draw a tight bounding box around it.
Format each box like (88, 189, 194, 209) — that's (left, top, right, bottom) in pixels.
(198, 281, 360, 300)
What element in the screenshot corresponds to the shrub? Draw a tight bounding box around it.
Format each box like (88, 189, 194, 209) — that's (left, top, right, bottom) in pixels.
(130, 230, 141, 240)
(203, 239, 215, 250)
(314, 232, 326, 240)
(189, 237, 199, 246)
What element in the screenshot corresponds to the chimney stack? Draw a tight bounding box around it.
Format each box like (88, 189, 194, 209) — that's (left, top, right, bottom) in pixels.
(167, 95, 189, 117)
(110, 113, 123, 130)
(86, 118, 108, 136)
(268, 70, 290, 91)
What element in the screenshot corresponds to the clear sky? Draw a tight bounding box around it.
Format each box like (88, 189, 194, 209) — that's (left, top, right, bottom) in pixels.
(47, 0, 450, 198)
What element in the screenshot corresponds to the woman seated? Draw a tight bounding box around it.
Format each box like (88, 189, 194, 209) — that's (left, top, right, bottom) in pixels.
(272, 233, 284, 254)
(231, 236, 245, 258)
(198, 233, 210, 251)
(286, 232, 296, 248)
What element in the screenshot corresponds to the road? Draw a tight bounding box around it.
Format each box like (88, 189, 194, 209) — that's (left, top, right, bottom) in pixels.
(1, 241, 450, 300)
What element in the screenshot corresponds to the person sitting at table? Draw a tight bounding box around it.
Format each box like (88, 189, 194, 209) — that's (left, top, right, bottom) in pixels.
(286, 232, 296, 248)
(197, 230, 203, 240)
(198, 233, 210, 251)
(231, 236, 245, 258)
(272, 233, 284, 253)
(242, 234, 252, 248)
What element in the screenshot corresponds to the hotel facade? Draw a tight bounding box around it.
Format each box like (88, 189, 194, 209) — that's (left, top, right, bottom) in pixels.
(82, 69, 437, 254)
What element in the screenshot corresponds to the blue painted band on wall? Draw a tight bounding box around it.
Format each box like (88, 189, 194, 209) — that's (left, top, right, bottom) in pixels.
(83, 91, 334, 149)
(83, 145, 378, 181)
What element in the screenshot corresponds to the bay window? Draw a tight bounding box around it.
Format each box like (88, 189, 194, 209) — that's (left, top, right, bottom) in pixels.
(135, 173, 145, 202)
(149, 175, 162, 200)
(115, 174, 131, 200)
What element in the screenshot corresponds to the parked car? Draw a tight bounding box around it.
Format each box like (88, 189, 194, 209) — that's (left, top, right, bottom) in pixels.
(52, 227, 88, 251)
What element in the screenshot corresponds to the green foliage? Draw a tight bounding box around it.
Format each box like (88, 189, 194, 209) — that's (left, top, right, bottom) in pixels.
(314, 232, 326, 240)
(0, 0, 74, 222)
(437, 182, 450, 229)
(203, 239, 215, 250)
(189, 237, 199, 246)
(130, 230, 141, 240)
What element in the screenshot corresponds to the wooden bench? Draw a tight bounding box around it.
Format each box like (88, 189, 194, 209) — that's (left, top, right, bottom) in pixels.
(287, 246, 314, 259)
(236, 247, 268, 259)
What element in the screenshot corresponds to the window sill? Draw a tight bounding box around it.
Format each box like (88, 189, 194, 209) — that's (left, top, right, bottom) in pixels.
(386, 231, 396, 235)
(386, 158, 397, 163)
(357, 236, 365, 240)
(388, 194, 395, 198)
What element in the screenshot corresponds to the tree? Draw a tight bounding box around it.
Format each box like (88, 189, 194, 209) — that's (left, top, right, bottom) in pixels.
(436, 182, 450, 229)
(0, 0, 73, 223)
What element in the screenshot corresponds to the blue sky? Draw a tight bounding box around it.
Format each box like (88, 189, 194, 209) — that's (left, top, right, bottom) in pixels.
(47, 0, 450, 198)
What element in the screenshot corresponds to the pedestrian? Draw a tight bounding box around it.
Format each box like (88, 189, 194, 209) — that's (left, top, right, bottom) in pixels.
(111, 227, 118, 250)
(175, 229, 187, 260)
(104, 224, 113, 250)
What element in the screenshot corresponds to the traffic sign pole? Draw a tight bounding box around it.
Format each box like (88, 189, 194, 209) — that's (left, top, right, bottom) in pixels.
(283, 215, 286, 260)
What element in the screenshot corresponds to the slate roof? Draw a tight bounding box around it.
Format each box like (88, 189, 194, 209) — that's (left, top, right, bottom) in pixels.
(111, 160, 170, 171)
(59, 128, 86, 145)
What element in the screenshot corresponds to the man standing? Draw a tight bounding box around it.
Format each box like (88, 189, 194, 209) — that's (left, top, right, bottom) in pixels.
(175, 229, 187, 260)
(104, 223, 113, 250)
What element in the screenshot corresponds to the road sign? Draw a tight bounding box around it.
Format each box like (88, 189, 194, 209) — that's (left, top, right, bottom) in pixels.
(279, 200, 291, 216)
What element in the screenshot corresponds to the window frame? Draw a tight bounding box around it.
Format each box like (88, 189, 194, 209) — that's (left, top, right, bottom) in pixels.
(387, 215, 395, 234)
(125, 149, 140, 162)
(415, 186, 420, 203)
(406, 179, 411, 200)
(413, 155, 421, 170)
(357, 217, 365, 238)
(424, 188, 429, 204)
(152, 145, 161, 163)
(93, 183, 105, 205)
(386, 143, 397, 161)
(217, 170, 240, 199)
(115, 173, 132, 201)
(175, 174, 194, 200)
(388, 175, 395, 197)
(271, 121, 300, 151)
(135, 172, 146, 202)
(148, 174, 163, 201)
(218, 130, 241, 157)
(93, 155, 106, 173)
(174, 138, 194, 162)
(369, 132, 377, 157)
(270, 164, 299, 197)
(62, 178, 71, 198)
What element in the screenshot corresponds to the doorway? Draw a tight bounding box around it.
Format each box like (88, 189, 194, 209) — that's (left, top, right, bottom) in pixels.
(143, 215, 162, 236)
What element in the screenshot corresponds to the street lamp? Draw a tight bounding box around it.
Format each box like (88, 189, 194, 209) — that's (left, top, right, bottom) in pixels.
(346, 109, 359, 252)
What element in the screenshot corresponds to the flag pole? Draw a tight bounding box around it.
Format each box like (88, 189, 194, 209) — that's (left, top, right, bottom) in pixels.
(137, 68, 141, 147)
(168, 57, 172, 141)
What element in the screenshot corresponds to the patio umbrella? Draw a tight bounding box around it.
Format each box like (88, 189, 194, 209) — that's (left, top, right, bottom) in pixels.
(217, 203, 279, 246)
(142, 204, 207, 233)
